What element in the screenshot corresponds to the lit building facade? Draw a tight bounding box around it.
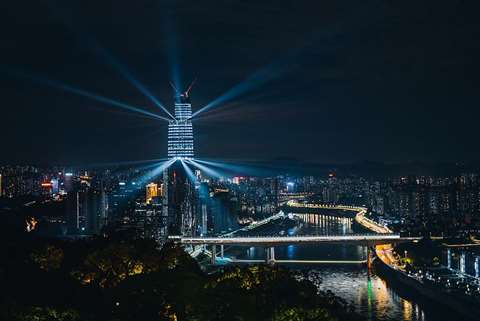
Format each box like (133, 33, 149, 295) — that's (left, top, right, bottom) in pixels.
(167, 92, 194, 158)
(163, 89, 196, 237)
(145, 182, 158, 204)
(134, 203, 167, 242)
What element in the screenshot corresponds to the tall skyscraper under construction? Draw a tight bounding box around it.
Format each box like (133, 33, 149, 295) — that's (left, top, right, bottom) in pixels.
(167, 83, 194, 159)
(164, 82, 197, 236)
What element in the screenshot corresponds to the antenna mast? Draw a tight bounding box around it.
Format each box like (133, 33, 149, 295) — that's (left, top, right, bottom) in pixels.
(185, 77, 196, 97)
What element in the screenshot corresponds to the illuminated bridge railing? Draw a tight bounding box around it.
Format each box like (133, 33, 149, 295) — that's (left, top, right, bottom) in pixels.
(285, 200, 367, 212)
(169, 233, 412, 246)
(215, 233, 397, 238)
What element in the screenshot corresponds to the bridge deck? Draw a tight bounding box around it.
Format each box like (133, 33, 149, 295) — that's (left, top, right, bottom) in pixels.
(170, 234, 419, 246)
(232, 259, 368, 264)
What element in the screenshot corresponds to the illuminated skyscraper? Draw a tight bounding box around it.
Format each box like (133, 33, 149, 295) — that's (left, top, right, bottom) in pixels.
(146, 182, 158, 204)
(167, 87, 194, 158)
(162, 82, 197, 237)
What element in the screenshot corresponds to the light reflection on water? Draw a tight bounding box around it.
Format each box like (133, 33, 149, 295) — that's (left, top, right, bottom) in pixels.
(221, 211, 463, 321)
(312, 266, 427, 321)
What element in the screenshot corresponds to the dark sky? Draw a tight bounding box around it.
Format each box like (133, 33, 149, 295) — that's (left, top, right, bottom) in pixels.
(1, 0, 479, 165)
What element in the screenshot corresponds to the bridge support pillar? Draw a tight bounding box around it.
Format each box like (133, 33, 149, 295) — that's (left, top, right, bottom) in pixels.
(265, 247, 275, 265)
(211, 245, 217, 265)
(220, 244, 224, 259)
(367, 246, 372, 271)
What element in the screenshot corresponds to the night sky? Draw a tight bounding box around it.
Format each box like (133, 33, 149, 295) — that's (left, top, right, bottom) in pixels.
(1, 0, 479, 165)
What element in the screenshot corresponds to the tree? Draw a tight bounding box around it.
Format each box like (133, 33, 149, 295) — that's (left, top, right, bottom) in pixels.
(30, 245, 64, 271)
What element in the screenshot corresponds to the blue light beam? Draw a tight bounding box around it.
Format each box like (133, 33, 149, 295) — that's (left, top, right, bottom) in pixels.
(193, 159, 265, 176)
(179, 158, 197, 184)
(87, 158, 168, 169)
(136, 158, 176, 186)
(3, 68, 171, 122)
(185, 159, 224, 179)
(37, 4, 175, 120)
(162, 15, 182, 93)
(108, 160, 169, 178)
(190, 59, 291, 119)
(93, 46, 176, 120)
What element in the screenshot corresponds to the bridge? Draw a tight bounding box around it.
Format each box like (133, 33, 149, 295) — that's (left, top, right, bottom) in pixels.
(170, 234, 420, 265)
(285, 200, 393, 234)
(175, 201, 419, 265)
(220, 211, 285, 237)
(171, 233, 413, 246)
(278, 192, 313, 204)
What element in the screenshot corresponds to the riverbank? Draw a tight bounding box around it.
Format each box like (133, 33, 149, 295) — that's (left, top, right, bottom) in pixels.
(374, 252, 479, 321)
(350, 205, 480, 320)
(208, 203, 475, 321)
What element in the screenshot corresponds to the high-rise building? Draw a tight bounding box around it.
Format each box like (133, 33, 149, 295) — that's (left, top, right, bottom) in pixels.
(162, 85, 197, 237)
(51, 178, 59, 194)
(161, 159, 199, 237)
(146, 182, 158, 204)
(66, 183, 108, 235)
(198, 182, 209, 236)
(63, 172, 74, 193)
(167, 90, 194, 158)
(134, 202, 167, 242)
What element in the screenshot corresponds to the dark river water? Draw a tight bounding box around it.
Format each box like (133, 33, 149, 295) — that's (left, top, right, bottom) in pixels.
(215, 210, 470, 321)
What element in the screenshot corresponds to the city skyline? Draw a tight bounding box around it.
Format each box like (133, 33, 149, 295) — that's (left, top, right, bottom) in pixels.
(1, 2, 480, 321)
(1, 1, 479, 164)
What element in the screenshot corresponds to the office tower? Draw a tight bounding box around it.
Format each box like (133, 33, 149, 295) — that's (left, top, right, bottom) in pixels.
(66, 185, 108, 235)
(162, 83, 197, 237)
(108, 179, 142, 225)
(51, 178, 59, 194)
(162, 169, 169, 234)
(63, 172, 74, 193)
(146, 182, 158, 204)
(167, 87, 194, 159)
(164, 163, 196, 236)
(198, 182, 209, 236)
(134, 202, 167, 242)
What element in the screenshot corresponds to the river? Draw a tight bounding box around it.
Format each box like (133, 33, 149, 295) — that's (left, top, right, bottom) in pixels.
(215, 209, 473, 321)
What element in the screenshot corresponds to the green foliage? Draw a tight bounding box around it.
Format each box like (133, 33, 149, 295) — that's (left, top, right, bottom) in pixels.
(30, 245, 64, 271)
(1, 236, 360, 321)
(71, 238, 166, 288)
(394, 239, 442, 268)
(10, 306, 80, 321)
(270, 307, 335, 321)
